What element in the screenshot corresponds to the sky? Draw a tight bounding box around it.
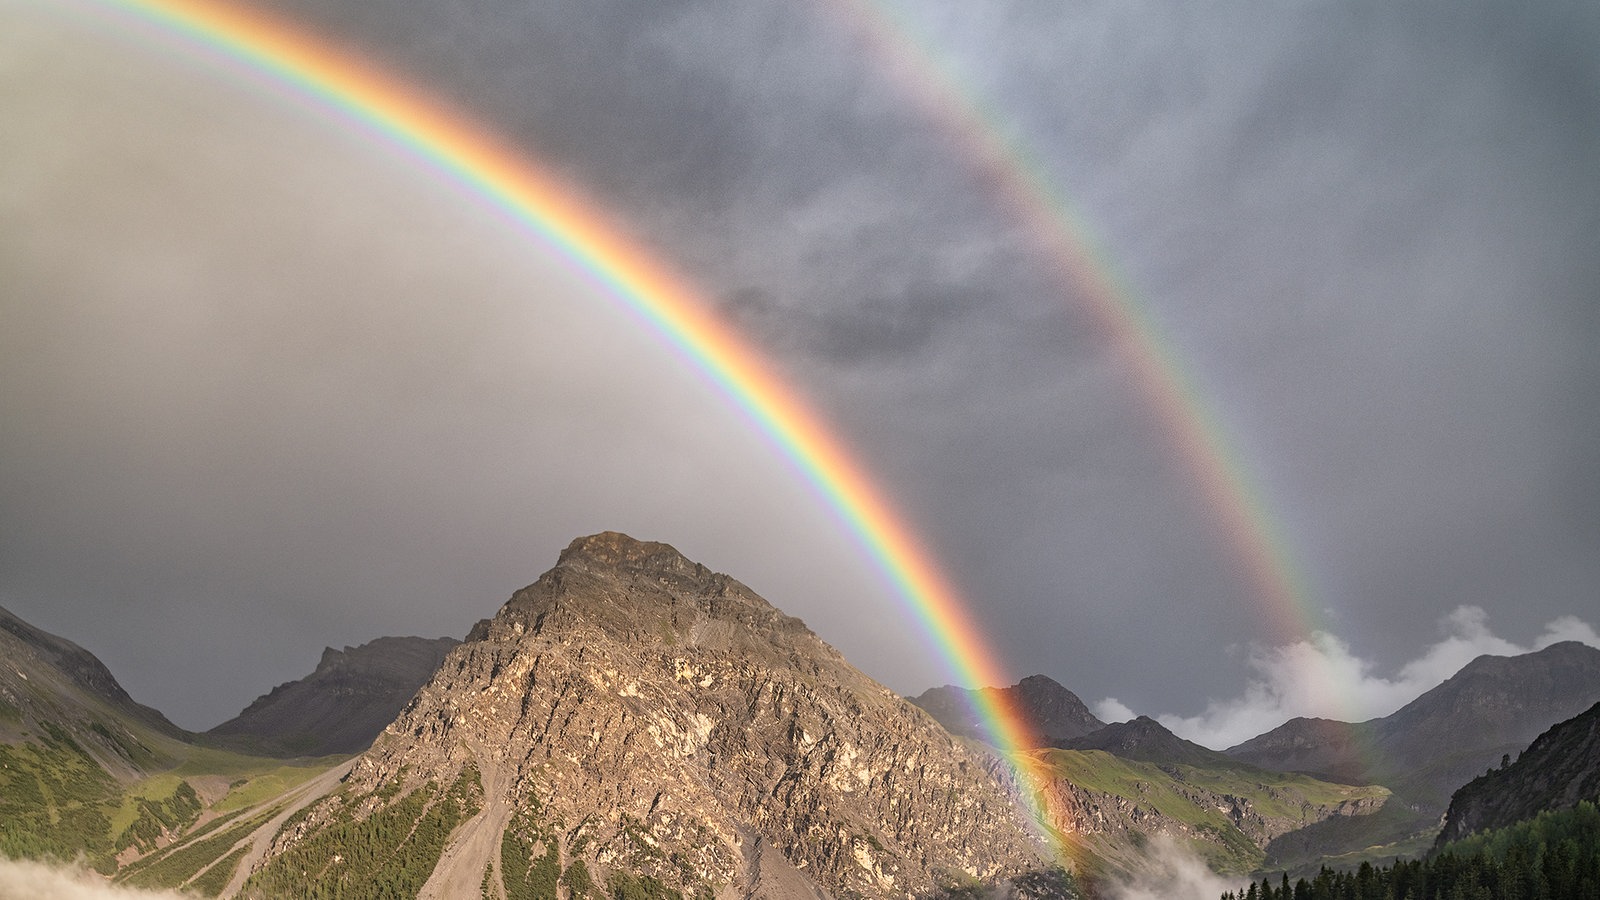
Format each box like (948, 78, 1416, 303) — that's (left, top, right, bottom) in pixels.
(2, 0, 1597, 746)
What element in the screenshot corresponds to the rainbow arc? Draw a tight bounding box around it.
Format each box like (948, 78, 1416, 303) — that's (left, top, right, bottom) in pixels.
(63, 0, 1371, 870)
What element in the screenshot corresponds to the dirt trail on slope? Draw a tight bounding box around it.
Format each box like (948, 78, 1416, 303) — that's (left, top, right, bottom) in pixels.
(214, 758, 356, 897)
(419, 755, 514, 899)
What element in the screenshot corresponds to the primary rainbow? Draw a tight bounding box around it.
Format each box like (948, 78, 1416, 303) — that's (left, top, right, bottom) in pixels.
(81, 0, 1057, 838)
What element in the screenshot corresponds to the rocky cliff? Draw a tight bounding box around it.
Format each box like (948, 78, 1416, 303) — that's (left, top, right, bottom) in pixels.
(206, 635, 459, 756)
(246, 533, 1069, 899)
(1436, 700, 1600, 846)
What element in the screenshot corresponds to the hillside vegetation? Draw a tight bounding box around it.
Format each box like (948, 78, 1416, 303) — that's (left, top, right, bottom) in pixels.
(1220, 802, 1600, 900)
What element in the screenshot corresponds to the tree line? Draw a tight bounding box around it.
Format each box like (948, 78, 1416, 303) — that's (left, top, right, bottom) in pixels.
(1220, 803, 1599, 900)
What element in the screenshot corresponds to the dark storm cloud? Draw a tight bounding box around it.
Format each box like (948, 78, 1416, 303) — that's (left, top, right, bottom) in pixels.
(5, 0, 1598, 736)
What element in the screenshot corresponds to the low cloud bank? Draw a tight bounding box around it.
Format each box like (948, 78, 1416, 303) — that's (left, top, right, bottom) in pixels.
(1105, 835, 1241, 900)
(1097, 606, 1600, 749)
(0, 859, 186, 900)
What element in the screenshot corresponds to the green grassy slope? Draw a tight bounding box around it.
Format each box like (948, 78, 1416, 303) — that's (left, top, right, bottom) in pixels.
(1032, 748, 1391, 880)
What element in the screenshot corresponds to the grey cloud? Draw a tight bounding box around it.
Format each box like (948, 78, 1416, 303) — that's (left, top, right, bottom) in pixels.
(5, 0, 1597, 728)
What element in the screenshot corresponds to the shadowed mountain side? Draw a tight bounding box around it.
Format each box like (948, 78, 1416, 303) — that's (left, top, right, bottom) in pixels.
(244, 533, 1074, 899)
(911, 674, 1106, 746)
(205, 635, 459, 757)
(0, 605, 186, 745)
(1437, 700, 1600, 846)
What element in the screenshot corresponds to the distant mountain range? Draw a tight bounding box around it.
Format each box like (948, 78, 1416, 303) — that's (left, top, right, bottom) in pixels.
(1226, 640, 1600, 812)
(1, 535, 1596, 896)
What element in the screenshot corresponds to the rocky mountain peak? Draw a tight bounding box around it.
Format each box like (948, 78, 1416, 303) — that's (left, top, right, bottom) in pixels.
(556, 531, 701, 572)
(473, 532, 832, 676)
(298, 533, 1064, 899)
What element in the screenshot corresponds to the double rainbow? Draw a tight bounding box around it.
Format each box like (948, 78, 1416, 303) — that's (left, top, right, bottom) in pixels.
(81, 0, 1053, 825)
(61, 0, 1340, 868)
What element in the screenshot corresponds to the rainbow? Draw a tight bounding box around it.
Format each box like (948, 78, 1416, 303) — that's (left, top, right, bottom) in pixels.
(73, 0, 1059, 843)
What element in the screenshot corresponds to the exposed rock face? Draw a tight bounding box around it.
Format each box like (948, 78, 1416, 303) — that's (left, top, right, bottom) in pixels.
(1226, 642, 1600, 812)
(269, 533, 1065, 899)
(206, 635, 459, 756)
(911, 675, 1105, 746)
(1436, 700, 1600, 846)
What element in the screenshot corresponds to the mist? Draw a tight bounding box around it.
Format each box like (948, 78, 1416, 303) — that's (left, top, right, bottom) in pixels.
(0, 859, 185, 900)
(1105, 836, 1242, 900)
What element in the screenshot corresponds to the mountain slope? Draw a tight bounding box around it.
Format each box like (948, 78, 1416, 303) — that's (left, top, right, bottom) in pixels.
(206, 635, 458, 756)
(911, 674, 1105, 746)
(1020, 716, 1389, 881)
(1436, 700, 1600, 845)
(243, 533, 1071, 899)
(0, 605, 185, 746)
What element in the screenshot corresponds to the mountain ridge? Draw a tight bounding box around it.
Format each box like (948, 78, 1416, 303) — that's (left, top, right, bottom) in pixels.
(205, 634, 459, 757)
(1226, 641, 1600, 811)
(910, 674, 1105, 747)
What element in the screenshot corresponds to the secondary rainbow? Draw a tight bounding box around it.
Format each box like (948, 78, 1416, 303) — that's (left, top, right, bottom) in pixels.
(82, 0, 1056, 833)
(819, 1, 1332, 657)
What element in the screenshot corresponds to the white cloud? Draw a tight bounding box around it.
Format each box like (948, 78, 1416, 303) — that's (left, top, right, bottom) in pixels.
(0, 858, 187, 899)
(1095, 697, 1137, 724)
(1108, 606, 1600, 750)
(1534, 615, 1600, 649)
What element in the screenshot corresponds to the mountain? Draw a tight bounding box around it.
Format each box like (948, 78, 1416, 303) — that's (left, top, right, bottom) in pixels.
(241, 533, 1072, 899)
(1227, 642, 1600, 812)
(1436, 700, 1600, 846)
(1057, 716, 1239, 771)
(911, 674, 1106, 746)
(206, 635, 459, 756)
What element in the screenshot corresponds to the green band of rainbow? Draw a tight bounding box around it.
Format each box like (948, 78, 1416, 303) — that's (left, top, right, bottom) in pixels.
(79, 0, 1057, 846)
